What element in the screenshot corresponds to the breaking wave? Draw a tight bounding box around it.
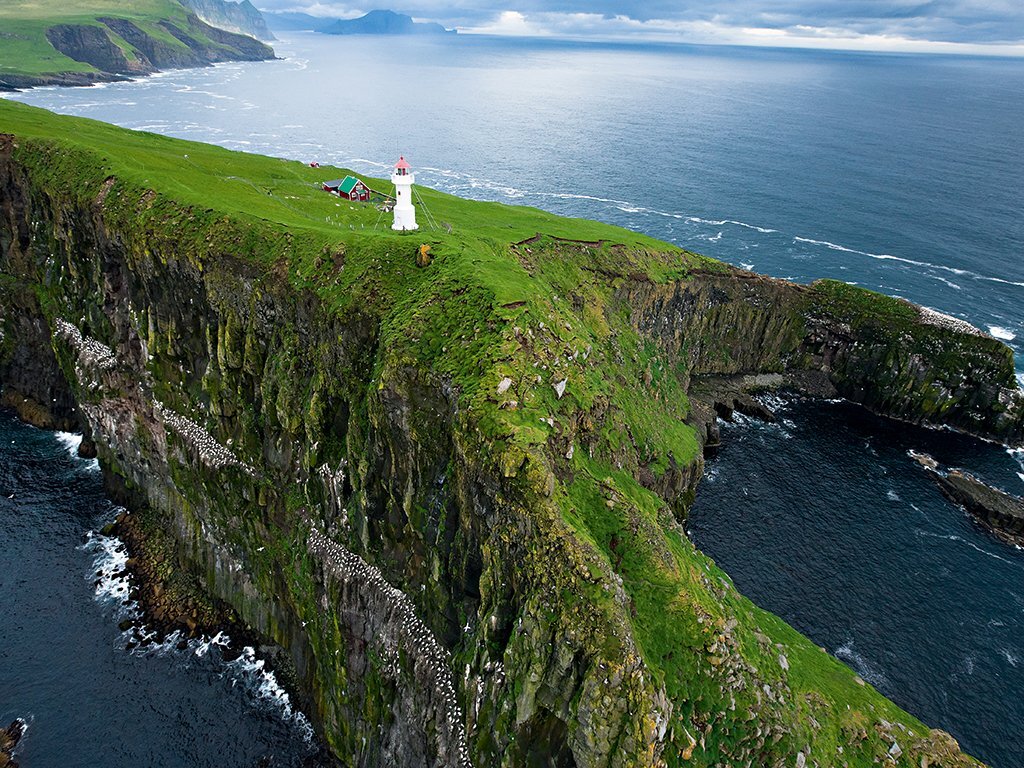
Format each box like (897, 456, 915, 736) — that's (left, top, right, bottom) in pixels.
(988, 326, 1017, 341)
(835, 641, 889, 688)
(794, 237, 1024, 289)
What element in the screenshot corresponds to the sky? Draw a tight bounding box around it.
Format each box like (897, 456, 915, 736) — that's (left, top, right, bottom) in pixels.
(257, 0, 1024, 55)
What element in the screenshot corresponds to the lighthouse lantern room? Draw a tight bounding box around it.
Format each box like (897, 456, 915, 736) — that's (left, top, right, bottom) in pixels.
(391, 156, 418, 231)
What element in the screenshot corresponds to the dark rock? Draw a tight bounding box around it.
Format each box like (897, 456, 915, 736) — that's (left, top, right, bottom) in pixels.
(933, 469, 1024, 546)
(118, 618, 134, 632)
(0, 719, 26, 768)
(45, 24, 149, 75)
(733, 394, 776, 423)
(78, 437, 98, 458)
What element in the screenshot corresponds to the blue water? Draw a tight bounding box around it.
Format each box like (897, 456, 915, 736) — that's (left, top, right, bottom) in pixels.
(4, 32, 1024, 766)
(0, 415, 316, 766)
(8, 34, 1024, 371)
(689, 399, 1024, 768)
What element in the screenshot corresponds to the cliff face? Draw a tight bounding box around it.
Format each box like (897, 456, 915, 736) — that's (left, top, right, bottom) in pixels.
(0, 110, 1014, 768)
(182, 0, 275, 41)
(620, 271, 1024, 445)
(5, 13, 274, 91)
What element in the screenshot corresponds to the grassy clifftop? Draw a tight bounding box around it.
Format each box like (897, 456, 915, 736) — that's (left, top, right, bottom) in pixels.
(0, 99, 1006, 766)
(0, 0, 273, 89)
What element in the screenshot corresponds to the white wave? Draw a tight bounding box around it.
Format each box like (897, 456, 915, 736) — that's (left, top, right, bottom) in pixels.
(931, 275, 962, 290)
(793, 237, 1024, 288)
(54, 430, 82, 455)
(193, 630, 231, 658)
(739, 262, 755, 271)
(224, 647, 315, 741)
(988, 326, 1016, 341)
(1001, 648, 1019, 667)
(915, 530, 1017, 565)
(687, 216, 777, 233)
(835, 641, 888, 688)
(78, 526, 135, 614)
(887, 490, 901, 502)
(961, 654, 976, 676)
(724, 219, 777, 233)
(79, 527, 314, 740)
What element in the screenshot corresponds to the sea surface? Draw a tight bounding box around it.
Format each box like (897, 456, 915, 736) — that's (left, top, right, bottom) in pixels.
(4, 32, 1024, 766)
(0, 415, 316, 766)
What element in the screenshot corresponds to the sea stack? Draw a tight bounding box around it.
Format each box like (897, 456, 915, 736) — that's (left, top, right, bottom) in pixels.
(391, 155, 418, 231)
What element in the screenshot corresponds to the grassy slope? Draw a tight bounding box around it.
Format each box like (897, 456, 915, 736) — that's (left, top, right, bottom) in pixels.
(1, 0, 223, 77)
(0, 99, 980, 766)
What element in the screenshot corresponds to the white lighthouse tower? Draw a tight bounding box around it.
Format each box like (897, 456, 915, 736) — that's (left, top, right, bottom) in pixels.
(391, 156, 418, 232)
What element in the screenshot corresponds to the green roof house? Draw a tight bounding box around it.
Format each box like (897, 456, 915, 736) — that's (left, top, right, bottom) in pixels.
(322, 175, 371, 201)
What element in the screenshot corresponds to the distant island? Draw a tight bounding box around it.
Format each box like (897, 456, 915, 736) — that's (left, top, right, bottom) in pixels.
(264, 9, 456, 36)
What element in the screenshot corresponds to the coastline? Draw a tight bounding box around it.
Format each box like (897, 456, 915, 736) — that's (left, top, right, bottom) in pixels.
(1, 99, 1015, 766)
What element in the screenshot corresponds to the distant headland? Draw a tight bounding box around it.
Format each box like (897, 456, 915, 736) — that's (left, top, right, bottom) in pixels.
(0, 0, 275, 92)
(264, 9, 457, 36)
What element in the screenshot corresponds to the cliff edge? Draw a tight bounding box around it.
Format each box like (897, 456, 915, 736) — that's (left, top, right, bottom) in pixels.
(1, 100, 1017, 767)
(0, 0, 274, 91)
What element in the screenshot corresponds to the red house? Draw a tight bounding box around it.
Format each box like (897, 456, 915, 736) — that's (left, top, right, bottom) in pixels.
(322, 175, 371, 201)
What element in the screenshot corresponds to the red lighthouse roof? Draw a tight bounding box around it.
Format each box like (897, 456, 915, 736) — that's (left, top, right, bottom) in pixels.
(395, 156, 411, 170)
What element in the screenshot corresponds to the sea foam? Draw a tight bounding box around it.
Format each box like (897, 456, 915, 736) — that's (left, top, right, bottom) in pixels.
(988, 326, 1016, 341)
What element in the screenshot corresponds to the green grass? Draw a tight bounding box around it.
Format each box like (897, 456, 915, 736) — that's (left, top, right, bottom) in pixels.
(0, 0, 229, 79)
(0, 99, 985, 766)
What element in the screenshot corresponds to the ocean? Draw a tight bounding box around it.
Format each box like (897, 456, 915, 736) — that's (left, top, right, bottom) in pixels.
(3, 31, 1024, 766)
(0, 414, 316, 766)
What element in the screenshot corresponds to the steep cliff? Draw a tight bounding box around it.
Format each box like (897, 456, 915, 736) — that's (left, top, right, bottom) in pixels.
(2, 100, 1017, 767)
(181, 0, 275, 41)
(0, 1, 274, 92)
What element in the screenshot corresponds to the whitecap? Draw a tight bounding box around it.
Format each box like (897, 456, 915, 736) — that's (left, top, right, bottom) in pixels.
(887, 490, 901, 502)
(915, 530, 1017, 565)
(793, 237, 1024, 288)
(78, 525, 135, 613)
(54, 430, 83, 455)
(835, 641, 888, 688)
(988, 326, 1016, 341)
(223, 647, 315, 742)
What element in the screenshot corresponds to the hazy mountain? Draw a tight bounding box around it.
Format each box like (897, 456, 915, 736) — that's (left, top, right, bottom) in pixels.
(261, 11, 339, 32)
(321, 10, 455, 36)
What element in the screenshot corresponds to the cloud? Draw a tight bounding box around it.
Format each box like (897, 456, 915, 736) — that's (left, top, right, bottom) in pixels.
(255, 0, 1024, 53)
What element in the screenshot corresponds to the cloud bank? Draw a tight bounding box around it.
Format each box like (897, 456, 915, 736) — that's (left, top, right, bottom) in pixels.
(258, 0, 1024, 54)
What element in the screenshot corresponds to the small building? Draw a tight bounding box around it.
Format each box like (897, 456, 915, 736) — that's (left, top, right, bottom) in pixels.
(322, 175, 371, 201)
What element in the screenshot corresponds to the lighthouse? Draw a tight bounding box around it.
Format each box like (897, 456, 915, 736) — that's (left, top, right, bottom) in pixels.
(391, 156, 418, 231)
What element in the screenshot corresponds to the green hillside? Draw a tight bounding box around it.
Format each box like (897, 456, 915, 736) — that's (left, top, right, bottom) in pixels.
(0, 98, 991, 767)
(0, 0, 273, 88)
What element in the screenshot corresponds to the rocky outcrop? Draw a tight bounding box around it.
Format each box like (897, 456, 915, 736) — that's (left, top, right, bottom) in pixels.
(44, 24, 149, 75)
(0, 119, 1005, 768)
(621, 271, 1024, 446)
(0, 720, 25, 768)
(935, 468, 1024, 546)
